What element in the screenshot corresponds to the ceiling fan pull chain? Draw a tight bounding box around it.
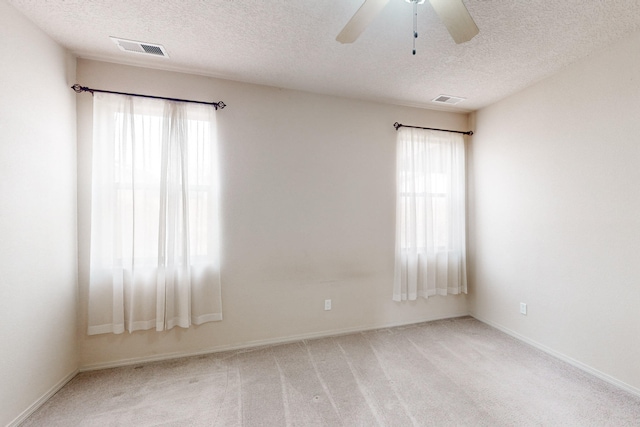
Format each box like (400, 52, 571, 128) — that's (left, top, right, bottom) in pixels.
(412, 0, 418, 55)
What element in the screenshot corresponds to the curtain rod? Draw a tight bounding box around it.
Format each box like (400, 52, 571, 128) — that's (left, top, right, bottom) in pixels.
(71, 84, 226, 110)
(393, 122, 473, 136)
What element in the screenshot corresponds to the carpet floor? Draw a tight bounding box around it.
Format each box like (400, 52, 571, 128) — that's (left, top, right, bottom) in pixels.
(22, 317, 640, 426)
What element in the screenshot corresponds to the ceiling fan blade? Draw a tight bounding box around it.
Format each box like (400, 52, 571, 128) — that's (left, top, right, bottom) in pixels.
(429, 0, 479, 44)
(336, 0, 390, 44)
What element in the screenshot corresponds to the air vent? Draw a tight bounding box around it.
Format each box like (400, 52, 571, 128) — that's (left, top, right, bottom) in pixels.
(110, 37, 169, 58)
(432, 95, 465, 105)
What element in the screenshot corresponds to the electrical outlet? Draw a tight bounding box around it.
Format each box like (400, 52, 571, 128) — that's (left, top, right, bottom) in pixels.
(520, 302, 527, 315)
(324, 299, 332, 311)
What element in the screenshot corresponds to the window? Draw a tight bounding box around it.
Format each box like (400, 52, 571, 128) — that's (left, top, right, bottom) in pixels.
(88, 93, 222, 335)
(393, 128, 467, 301)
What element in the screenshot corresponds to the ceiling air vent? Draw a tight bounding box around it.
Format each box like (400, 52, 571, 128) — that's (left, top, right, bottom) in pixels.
(432, 95, 465, 105)
(110, 37, 169, 58)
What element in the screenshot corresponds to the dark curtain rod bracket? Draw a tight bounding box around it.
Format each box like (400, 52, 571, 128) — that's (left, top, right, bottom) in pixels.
(71, 84, 226, 110)
(394, 122, 473, 136)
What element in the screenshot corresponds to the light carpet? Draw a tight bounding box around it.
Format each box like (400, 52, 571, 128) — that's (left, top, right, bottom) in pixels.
(22, 317, 640, 426)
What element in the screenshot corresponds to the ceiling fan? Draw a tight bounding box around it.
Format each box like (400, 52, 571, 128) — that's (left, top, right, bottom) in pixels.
(336, 0, 479, 46)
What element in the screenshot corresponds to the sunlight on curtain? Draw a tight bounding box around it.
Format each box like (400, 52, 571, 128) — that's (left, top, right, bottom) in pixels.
(88, 93, 222, 335)
(393, 128, 467, 301)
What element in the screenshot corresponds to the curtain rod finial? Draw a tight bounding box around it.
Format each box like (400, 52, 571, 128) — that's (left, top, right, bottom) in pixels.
(216, 101, 226, 110)
(71, 84, 91, 94)
(394, 122, 402, 130)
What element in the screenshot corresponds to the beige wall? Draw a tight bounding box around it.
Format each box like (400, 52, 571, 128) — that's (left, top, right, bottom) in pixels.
(0, 2, 78, 425)
(76, 59, 470, 368)
(469, 31, 640, 392)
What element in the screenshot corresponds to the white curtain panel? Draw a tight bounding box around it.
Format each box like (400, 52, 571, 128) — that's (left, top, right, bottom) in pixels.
(88, 93, 222, 335)
(393, 127, 467, 301)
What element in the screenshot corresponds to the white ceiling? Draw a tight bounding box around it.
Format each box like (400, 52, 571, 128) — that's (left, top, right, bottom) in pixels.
(8, 0, 640, 111)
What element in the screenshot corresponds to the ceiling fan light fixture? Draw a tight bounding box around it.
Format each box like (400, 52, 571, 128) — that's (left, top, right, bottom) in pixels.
(336, 0, 478, 46)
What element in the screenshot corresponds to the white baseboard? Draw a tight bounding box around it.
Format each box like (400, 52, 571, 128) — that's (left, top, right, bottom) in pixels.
(79, 312, 470, 372)
(8, 369, 78, 427)
(470, 313, 640, 399)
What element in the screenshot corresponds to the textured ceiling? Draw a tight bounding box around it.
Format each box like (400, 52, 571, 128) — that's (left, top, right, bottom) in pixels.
(8, 0, 640, 111)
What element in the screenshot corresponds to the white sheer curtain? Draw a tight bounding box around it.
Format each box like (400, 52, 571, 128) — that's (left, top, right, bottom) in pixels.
(88, 93, 222, 335)
(393, 127, 467, 301)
